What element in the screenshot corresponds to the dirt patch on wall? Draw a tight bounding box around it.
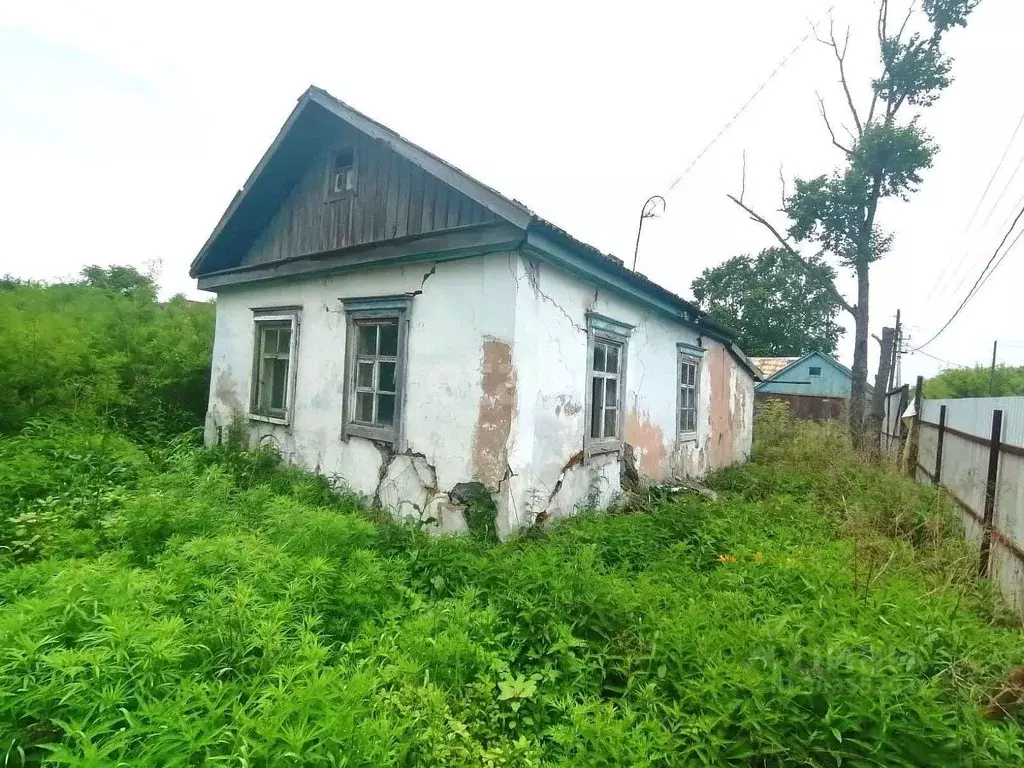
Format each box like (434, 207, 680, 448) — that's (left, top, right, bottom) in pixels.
(625, 409, 668, 479)
(214, 369, 244, 412)
(707, 344, 735, 469)
(472, 338, 517, 489)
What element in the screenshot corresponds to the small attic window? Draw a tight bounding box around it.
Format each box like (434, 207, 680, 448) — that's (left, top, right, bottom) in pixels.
(809, 366, 822, 377)
(326, 148, 356, 201)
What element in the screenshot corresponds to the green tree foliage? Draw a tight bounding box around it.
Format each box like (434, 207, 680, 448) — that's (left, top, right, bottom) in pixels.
(80, 264, 158, 301)
(729, 0, 979, 442)
(0, 268, 214, 437)
(924, 365, 1024, 399)
(1, 415, 1022, 765)
(691, 247, 844, 356)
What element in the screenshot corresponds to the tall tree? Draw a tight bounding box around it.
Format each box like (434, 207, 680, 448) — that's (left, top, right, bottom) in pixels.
(728, 0, 979, 445)
(691, 247, 844, 356)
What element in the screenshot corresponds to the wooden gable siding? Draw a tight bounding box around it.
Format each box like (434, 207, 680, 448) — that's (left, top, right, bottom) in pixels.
(241, 124, 498, 266)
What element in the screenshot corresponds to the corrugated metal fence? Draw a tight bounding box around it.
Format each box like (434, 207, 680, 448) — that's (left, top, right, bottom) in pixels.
(880, 385, 909, 462)
(912, 396, 1024, 611)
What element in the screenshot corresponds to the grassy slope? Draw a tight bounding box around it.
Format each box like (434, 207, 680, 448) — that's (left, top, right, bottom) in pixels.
(1, 412, 1022, 766)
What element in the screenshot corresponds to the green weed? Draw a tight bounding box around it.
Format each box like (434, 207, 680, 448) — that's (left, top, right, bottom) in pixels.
(0, 412, 1022, 766)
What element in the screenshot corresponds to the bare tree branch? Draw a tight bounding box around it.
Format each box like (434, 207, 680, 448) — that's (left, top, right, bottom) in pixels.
(817, 93, 854, 156)
(817, 18, 864, 136)
(866, 0, 889, 127)
(740, 150, 747, 205)
(895, 0, 915, 42)
(778, 164, 788, 208)
(726, 193, 856, 316)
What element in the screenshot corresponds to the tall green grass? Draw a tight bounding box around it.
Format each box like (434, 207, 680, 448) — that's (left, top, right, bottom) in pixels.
(1, 410, 1022, 766)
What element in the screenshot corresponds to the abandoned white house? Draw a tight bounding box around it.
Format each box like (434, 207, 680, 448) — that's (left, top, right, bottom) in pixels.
(192, 86, 757, 537)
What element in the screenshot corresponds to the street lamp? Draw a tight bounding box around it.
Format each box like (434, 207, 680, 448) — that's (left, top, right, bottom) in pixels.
(632, 195, 666, 272)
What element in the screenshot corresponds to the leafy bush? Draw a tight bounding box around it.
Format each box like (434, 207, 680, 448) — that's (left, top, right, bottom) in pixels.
(1, 415, 1022, 766)
(0, 268, 213, 438)
(924, 364, 1024, 399)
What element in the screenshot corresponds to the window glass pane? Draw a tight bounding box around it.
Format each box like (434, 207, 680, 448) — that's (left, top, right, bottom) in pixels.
(355, 392, 374, 422)
(378, 361, 396, 393)
(333, 149, 354, 170)
(356, 361, 374, 389)
(357, 325, 377, 355)
(604, 406, 617, 438)
(593, 344, 606, 373)
(606, 345, 619, 374)
(605, 377, 617, 406)
(377, 394, 395, 426)
(591, 377, 604, 438)
(379, 323, 399, 356)
(261, 327, 276, 355)
(278, 329, 291, 355)
(270, 357, 288, 410)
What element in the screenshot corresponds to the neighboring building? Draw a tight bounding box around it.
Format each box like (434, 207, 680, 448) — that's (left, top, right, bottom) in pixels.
(752, 351, 855, 420)
(192, 86, 757, 537)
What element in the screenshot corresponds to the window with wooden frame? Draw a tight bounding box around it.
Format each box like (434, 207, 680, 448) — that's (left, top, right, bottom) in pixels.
(342, 295, 412, 444)
(809, 365, 822, 377)
(249, 309, 301, 424)
(585, 313, 632, 457)
(677, 343, 704, 439)
(326, 148, 356, 201)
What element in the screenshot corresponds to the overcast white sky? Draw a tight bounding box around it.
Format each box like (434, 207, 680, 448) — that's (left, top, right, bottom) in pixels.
(2, 0, 1022, 381)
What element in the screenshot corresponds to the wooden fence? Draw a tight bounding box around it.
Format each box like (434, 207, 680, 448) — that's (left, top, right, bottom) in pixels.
(756, 392, 846, 421)
(904, 394, 1024, 611)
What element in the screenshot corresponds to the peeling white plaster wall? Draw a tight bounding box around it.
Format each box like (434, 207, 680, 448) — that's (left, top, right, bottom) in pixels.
(204, 248, 754, 539)
(206, 252, 518, 532)
(506, 252, 754, 528)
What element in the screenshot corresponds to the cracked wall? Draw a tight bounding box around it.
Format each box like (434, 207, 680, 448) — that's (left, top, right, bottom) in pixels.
(205, 252, 518, 535)
(506, 251, 753, 531)
(204, 248, 753, 540)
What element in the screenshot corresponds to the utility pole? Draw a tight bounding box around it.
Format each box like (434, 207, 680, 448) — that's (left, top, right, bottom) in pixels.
(887, 309, 901, 393)
(989, 340, 998, 396)
(870, 324, 896, 453)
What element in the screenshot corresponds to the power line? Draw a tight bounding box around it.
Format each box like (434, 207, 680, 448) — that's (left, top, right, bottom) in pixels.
(998, 187, 1024, 232)
(978, 152, 1024, 230)
(913, 203, 1024, 351)
(910, 348, 969, 368)
(926, 108, 1024, 301)
(971, 223, 1024, 298)
(664, 4, 835, 194)
(924, 247, 969, 301)
(962, 109, 1024, 233)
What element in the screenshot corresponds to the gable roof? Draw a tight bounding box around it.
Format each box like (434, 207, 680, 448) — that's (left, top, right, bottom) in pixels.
(190, 86, 759, 378)
(756, 351, 852, 385)
(750, 356, 799, 379)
